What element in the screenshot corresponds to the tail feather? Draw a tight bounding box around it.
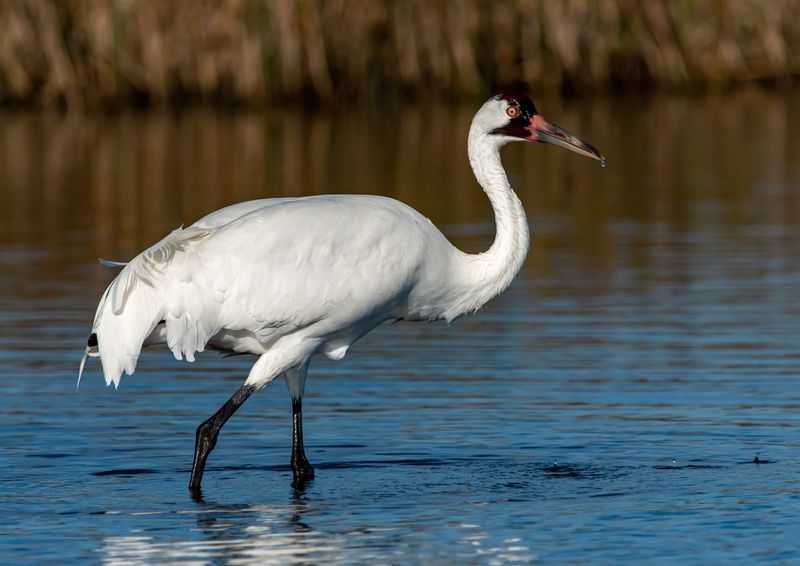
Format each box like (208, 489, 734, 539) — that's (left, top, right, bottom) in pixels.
(77, 335, 100, 390)
(77, 347, 89, 390)
(96, 282, 163, 387)
(83, 226, 214, 387)
(98, 258, 128, 267)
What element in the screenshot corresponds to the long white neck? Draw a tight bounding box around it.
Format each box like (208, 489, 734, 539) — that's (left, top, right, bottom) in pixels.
(446, 127, 530, 319)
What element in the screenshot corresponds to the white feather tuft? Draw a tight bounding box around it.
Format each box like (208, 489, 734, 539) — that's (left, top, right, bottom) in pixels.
(87, 225, 216, 388)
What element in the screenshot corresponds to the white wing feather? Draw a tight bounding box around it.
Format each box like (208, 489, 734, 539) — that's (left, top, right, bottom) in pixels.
(88, 195, 446, 387)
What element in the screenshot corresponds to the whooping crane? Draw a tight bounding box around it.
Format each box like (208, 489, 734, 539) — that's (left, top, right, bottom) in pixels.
(80, 94, 604, 492)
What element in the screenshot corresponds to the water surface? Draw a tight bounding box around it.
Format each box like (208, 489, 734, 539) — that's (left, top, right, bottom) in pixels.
(2, 90, 800, 564)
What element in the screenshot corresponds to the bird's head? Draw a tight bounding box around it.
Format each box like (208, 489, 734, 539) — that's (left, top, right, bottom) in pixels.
(472, 93, 604, 163)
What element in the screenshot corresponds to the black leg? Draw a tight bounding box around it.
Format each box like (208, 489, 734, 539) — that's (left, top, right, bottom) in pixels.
(291, 397, 315, 485)
(189, 384, 256, 492)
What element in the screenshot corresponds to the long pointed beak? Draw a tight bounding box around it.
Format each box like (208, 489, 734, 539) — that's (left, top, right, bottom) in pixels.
(530, 114, 604, 162)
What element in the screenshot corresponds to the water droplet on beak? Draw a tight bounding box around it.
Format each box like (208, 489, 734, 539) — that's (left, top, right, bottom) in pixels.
(600, 158, 606, 169)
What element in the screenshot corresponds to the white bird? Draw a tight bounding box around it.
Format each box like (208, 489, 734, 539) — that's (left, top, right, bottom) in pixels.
(80, 94, 603, 492)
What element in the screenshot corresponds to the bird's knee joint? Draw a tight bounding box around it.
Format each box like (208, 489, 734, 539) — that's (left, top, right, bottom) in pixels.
(196, 420, 217, 449)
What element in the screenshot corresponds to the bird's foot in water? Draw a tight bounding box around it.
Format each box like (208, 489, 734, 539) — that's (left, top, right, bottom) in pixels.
(189, 485, 205, 503)
(292, 460, 315, 486)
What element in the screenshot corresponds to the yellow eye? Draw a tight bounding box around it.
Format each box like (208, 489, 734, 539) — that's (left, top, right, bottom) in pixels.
(506, 106, 519, 118)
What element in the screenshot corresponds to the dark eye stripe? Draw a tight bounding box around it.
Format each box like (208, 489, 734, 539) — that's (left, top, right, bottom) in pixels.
(495, 93, 538, 118)
(489, 93, 539, 138)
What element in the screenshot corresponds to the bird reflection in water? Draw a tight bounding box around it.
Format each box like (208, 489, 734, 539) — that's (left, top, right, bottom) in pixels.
(101, 484, 334, 564)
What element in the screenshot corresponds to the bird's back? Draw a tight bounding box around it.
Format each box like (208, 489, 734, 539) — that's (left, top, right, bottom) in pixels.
(89, 194, 456, 386)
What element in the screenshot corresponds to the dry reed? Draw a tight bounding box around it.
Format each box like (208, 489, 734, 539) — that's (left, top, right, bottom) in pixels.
(1, 0, 799, 108)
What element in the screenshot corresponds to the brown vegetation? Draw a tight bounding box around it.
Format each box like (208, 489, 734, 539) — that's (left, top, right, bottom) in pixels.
(1, 0, 799, 108)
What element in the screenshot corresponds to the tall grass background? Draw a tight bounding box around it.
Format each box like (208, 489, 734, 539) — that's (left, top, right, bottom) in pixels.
(1, 0, 799, 108)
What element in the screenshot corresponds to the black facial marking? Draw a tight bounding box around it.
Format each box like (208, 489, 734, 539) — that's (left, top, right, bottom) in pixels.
(490, 93, 538, 138)
(498, 93, 538, 117)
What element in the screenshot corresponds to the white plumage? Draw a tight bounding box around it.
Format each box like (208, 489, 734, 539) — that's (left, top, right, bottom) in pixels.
(80, 94, 602, 489)
(86, 193, 502, 387)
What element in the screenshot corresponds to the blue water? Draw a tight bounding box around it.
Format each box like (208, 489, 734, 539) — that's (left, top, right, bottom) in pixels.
(2, 92, 800, 563)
